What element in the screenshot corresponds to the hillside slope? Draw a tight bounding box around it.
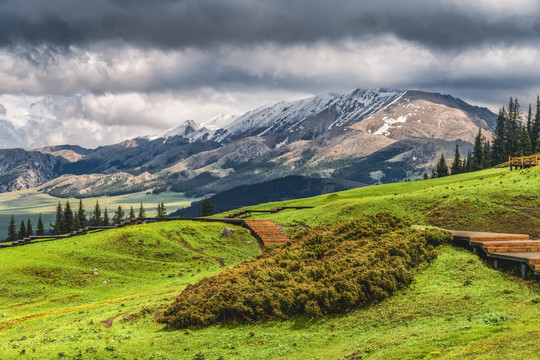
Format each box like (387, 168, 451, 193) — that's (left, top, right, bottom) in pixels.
(224, 166, 540, 238)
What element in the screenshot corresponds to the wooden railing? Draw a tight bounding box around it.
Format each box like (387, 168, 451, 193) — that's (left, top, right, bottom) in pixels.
(509, 155, 539, 169)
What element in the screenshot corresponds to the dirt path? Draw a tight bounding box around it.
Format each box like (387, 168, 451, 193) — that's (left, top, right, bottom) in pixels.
(168, 231, 225, 267)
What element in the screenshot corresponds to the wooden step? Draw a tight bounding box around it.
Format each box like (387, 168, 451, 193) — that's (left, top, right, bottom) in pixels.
(473, 241, 540, 247)
(470, 235, 530, 242)
(486, 247, 540, 253)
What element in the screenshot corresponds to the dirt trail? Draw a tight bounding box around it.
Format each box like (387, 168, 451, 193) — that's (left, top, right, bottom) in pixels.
(168, 231, 225, 267)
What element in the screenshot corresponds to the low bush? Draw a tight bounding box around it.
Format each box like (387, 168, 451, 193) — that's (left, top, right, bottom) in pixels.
(159, 211, 452, 328)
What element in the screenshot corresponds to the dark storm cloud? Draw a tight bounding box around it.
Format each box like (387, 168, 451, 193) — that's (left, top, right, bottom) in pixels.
(0, 0, 538, 49)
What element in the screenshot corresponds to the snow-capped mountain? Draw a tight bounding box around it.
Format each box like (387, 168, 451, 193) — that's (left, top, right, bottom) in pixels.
(213, 89, 406, 142)
(1, 88, 497, 196)
(148, 119, 209, 142)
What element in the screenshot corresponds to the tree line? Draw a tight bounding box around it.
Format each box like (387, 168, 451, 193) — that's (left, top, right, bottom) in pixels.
(428, 96, 540, 179)
(5, 200, 169, 241)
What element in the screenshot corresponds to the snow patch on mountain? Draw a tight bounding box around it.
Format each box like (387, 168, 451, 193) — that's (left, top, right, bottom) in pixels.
(373, 115, 410, 136)
(200, 114, 237, 130)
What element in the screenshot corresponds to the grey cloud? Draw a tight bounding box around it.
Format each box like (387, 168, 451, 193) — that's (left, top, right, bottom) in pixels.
(0, 104, 6, 115)
(0, 0, 539, 50)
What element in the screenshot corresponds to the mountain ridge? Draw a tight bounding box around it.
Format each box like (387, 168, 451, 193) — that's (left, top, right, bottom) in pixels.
(0, 88, 497, 196)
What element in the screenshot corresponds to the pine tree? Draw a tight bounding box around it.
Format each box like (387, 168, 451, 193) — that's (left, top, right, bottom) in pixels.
(481, 140, 491, 169)
(435, 154, 449, 178)
(113, 205, 125, 224)
(180, 208, 185, 219)
(73, 213, 81, 231)
(518, 125, 532, 156)
(450, 144, 462, 175)
(156, 202, 167, 219)
(430, 168, 437, 179)
(138, 202, 146, 219)
(472, 128, 483, 170)
(18, 220, 27, 239)
(201, 197, 214, 216)
(63, 200, 74, 233)
(491, 107, 507, 165)
(52, 201, 65, 235)
(465, 150, 473, 173)
(36, 214, 45, 236)
(7, 215, 17, 241)
(536, 133, 540, 155)
(532, 96, 540, 153)
(103, 208, 110, 226)
(90, 200, 102, 226)
(129, 206, 136, 219)
(506, 97, 519, 155)
(77, 199, 87, 228)
(26, 218, 33, 237)
(423, 171, 429, 180)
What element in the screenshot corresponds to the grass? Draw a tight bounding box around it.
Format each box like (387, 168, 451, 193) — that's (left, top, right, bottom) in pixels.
(223, 166, 540, 238)
(4, 245, 540, 359)
(0, 188, 198, 240)
(1, 166, 540, 358)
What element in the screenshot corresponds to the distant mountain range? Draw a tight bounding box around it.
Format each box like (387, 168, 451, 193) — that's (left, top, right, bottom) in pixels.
(0, 88, 496, 200)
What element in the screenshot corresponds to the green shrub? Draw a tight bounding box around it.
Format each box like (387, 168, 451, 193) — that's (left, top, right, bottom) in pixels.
(159, 211, 452, 328)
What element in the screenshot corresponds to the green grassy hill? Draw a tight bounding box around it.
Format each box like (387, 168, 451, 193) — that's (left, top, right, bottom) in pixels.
(1, 166, 540, 359)
(226, 167, 540, 238)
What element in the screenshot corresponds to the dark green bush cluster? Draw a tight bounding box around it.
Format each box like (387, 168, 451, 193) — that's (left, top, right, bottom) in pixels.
(159, 211, 452, 328)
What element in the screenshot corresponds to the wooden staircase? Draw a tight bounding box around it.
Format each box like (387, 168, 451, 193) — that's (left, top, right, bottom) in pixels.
(450, 230, 540, 278)
(243, 219, 290, 247)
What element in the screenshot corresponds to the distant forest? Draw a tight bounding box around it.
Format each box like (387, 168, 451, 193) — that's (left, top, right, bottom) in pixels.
(170, 176, 363, 218)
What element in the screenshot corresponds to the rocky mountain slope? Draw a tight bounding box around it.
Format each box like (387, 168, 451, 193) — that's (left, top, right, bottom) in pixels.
(0, 88, 497, 196)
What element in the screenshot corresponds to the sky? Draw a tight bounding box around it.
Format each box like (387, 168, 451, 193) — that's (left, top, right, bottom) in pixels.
(1, 0, 540, 149)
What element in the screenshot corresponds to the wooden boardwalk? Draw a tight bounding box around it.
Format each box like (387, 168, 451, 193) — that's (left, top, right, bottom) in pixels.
(243, 219, 290, 247)
(450, 230, 540, 279)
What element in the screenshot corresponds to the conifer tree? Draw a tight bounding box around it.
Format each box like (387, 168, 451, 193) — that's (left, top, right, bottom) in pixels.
(450, 144, 462, 175)
(7, 215, 17, 241)
(52, 201, 65, 235)
(532, 96, 540, 153)
(465, 150, 472, 173)
(430, 168, 437, 179)
(156, 203, 167, 219)
(201, 197, 215, 216)
(26, 218, 33, 237)
(518, 125, 532, 156)
(113, 205, 125, 224)
(103, 208, 110, 226)
(138, 202, 146, 219)
(180, 208, 185, 219)
(63, 200, 74, 233)
(18, 220, 27, 239)
(506, 97, 519, 155)
(90, 200, 102, 226)
(472, 128, 483, 170)
(129, 206, 136, 219)
(77, 199, 87, 228)
(491, 107, 507, 165)
(73, 213, 81, 231)
(36, 214, 45, 236)
(435, 154, 449, 178)
(536, 133, 540, 155)
(481, 140, 491, 169)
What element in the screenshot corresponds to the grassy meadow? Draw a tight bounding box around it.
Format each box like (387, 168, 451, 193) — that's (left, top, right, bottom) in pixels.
(227, 166, 540, 238)
(0, 165, 539, 358)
